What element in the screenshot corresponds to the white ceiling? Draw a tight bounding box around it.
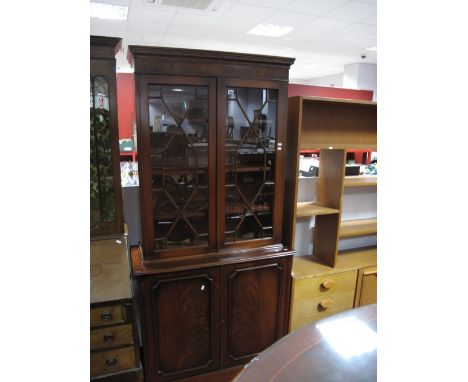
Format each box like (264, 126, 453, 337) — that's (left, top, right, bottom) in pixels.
(90, 0, 377, 83)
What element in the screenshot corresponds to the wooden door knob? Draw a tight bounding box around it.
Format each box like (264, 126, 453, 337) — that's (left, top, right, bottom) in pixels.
(321, 280, 335, 289)
(319, 299, 334, 309)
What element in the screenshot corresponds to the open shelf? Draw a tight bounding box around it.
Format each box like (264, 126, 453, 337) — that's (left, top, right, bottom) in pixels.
(292, 246, 377, 279)
(339, 218, 377, 238)
(296, 202, 340, 217)
(344, 176, 377, 187)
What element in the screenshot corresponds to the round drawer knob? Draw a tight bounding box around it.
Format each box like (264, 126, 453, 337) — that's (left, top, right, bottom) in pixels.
(103, 333, 114, 342)
(100, 311, 113, 321)
(321, 280, 335, 289)
(106, 358, 117, 367)
(319, 299, 334, 309)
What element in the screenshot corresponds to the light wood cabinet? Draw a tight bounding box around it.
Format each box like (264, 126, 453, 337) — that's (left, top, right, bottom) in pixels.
(284, 96, 377, 331)
(355, 266, 377, 307)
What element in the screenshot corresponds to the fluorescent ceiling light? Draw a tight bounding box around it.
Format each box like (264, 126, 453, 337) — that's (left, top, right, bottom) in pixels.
(366, 46, 377, 51)
(90, 2, 128, 20)
(247, 23, 294, 38)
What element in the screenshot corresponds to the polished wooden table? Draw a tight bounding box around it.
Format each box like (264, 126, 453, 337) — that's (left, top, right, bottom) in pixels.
(234, 305, 376, 382)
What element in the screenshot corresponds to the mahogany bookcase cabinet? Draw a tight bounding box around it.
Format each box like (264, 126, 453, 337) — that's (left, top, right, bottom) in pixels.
(283, 96, 377, 332)
(128, 46, 296, 381)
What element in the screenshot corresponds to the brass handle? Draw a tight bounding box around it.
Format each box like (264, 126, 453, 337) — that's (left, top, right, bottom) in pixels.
(106, 358, 117, 367)
(321, 280, 335, 289)
(319, 299, 334, 309)
(103, 333, 114, 342)
(100, 311, 113, 321)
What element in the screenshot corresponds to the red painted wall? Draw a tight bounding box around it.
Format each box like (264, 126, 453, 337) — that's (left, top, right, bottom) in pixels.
(116, 73, 136, 140)
(288, 83, 373, 101)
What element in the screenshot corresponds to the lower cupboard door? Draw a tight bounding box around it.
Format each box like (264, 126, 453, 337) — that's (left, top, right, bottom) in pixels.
(221, 256, 292, 368)
(142, 268, 221, 381)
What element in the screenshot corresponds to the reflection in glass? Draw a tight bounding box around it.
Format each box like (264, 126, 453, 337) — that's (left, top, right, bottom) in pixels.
(148, 85, 210, 250)
(224, 87, 278, 243)
(90, 76, 116, 230)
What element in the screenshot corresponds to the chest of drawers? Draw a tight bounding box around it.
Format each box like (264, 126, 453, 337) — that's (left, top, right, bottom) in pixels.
(91, 237, 143, 381)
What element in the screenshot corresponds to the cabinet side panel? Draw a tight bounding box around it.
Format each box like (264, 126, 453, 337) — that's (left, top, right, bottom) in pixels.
(282, 96, 302, 249)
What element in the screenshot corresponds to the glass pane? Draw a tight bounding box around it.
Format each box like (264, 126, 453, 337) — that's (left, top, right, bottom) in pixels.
(149, 84, 210, 250)
(224, 87, 278, 244)
(90, 76, 116, 231)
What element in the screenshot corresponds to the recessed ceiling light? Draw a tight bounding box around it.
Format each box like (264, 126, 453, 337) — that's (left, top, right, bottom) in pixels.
(90, 2, 128, 20)
(247, 23, 294, 38)
(366, 46, 377, 51)
(172, 88, 184, 92)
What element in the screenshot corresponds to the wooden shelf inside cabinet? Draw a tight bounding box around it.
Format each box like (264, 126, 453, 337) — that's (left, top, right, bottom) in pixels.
(292, 246, 377, 279)
(339, 218, 377, 238)
(296, 201, 340, 217)
(344, 176, 377, 187)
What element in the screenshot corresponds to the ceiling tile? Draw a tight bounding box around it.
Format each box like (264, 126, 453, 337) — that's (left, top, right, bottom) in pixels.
(222, 3, 278, 21)
(238, 0, 293, 8)
(285, 0, 349, 16)
(171, 12, 235, 28)
(90, 18, 127, 33)
(264, 10, 318, 28)
(127, 7, 176, 23)
(163, 24, 210, 38)
(126, 31, 163, 45)
(126, 21, 168, 34)
(361, 15, 377, 25)
(326, 1, 376, 23)
(332, 23, 376, 39)
(89, 28, 124, 38)
(301, 17, 351, 33)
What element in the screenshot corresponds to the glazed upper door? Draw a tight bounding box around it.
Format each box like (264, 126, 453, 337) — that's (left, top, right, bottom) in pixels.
(90, 57, 123, 237)
(218, 79, 287, 250)
(137, 75, 217, 258)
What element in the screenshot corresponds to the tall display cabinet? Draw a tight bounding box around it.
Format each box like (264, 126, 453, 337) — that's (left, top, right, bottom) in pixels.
(90, 36, 143, 382)
(128, 46, 296, 381)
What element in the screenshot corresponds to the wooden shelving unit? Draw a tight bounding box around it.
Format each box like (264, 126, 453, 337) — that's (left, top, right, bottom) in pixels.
(296, 202, 339, 217)
(283, 96, 377, 332)
(344, 175, 377, 187)
(339, 218, 377, 238)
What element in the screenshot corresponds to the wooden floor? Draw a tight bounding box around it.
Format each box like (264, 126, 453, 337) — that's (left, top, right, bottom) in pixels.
(178, 366, 243, 382)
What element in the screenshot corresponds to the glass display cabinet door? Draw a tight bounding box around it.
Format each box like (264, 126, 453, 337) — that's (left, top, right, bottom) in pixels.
(219, 80, 286, 248)
(90, 75, 120, 236)
(138, 77, 216, 257)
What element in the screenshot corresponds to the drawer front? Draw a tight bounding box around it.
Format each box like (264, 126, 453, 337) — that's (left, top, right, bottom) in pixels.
(91, 304, 125, 327)
(91, 324, 134, 351)
(290, 270, 357, 332)
(90, 346, 136, 377)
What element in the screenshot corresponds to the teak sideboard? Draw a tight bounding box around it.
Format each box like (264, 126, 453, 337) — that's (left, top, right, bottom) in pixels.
(128, 46, 296, 381)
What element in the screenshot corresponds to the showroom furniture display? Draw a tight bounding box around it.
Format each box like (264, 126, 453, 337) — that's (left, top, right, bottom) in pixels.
(128, 45, 296, 381)
(283, 96, 377, 332)
(90, 36, 143, 381)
